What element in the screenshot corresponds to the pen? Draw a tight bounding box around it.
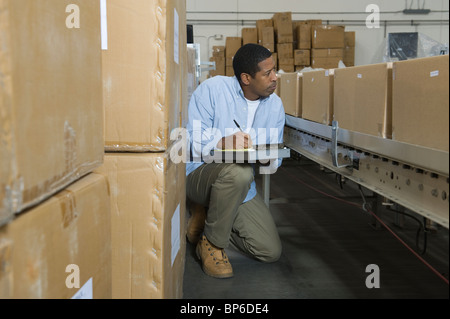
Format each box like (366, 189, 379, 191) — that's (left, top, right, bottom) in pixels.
(233, 119, 243, 132)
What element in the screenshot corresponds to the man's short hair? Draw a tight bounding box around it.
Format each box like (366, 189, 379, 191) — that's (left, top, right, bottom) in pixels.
(233, 44, 273, 82)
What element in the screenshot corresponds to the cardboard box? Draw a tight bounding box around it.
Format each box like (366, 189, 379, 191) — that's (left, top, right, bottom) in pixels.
(312, 25, 345, 49)
(226, 66, 235, 77)
(277, 43, 294, 59)
(334, 63, 393, 138)
(297, 24, 312, 49)
(279, 72, 302, 117)
(242, 28, 258, 45)
(272, 53, 278, 70)
(306, 19, 323, 25)
(0, 173, 112, 299)
(343, 46, 355, 67)
(344, 31, 356, 47)
(294, 50, 311, 66)
(392, 55, 449, 151)
(311, 48, 344, 69)
(212, 46, 225, 57)
(226, 37, 242, 58)
(94, 144, 186, 299)
(256, 19, 273, 44)
(272, 12, 293, 44)
(102, 0, 186, 152)
(302, 69, 334, 125)
(279, 64, 295, 72)
(263, 43, 275, 53)
(0, 0, 103, 223)
(209, 56, 225, 77)
(261, 27, 275, 45)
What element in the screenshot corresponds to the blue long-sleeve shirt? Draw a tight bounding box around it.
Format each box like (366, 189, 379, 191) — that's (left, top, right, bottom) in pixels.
(186, 75, 285, 203)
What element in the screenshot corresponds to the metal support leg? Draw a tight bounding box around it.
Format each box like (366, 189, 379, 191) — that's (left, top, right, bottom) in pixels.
(262, 174, 270, 207)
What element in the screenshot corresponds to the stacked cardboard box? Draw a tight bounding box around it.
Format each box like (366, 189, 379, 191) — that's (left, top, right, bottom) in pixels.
(0, 174, 112, 299)
(344, 31, 356, 67)
(242, 28, 258, 45)
(311, 25, 345, 69)
(302, 69, 335, 125)
(261, 26, 275, 52)
(273, 12, 294, 72)
(209, 46, 225, 77)
(392, 55, 448, 151)
(0, 0, 111, 298)
(278, 72, 303, 117)
(334, 63, 393, 138)
(225, 37, 242, 76)
(96, 0, 187, 299)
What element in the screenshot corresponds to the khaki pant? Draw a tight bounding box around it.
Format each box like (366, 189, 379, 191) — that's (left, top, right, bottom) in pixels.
(186, 163, 282, 263)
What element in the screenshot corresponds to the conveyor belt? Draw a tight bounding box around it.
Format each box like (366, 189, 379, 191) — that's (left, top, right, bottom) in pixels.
(284, 115, 449, 228)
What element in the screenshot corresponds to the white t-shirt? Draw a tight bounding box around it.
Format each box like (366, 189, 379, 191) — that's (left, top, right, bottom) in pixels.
(244, 98, 261, 133)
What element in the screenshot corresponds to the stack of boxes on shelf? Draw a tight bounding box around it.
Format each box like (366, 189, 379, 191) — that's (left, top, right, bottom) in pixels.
(1, 0, 192, 299)
(95, 0, 188, 299)
(209, 46, 225, 77)
(0, 0, 111, 299)
(280, 53, 449, 152)
(209, 12, 355, 78)
(343, 31, 356, 67)
(310, 25, 346, 69)
(225, 37, 243, 76)
(273, 12, 295, 72)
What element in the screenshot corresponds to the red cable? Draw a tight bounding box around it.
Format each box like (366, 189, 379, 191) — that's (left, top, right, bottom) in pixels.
(280, 166, 449, 285)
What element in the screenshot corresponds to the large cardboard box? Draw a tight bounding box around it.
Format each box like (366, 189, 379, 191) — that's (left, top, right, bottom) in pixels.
(0, 0, 103, 224)
(277, 43, 294, 59)
(209, 56, 225, 77)
(272, 12, 293, 44)
(312, 25, 345, 49)
(279, 72, 303, 117)
(343, 46, 355, 67)
(102, 0, 186, 152)
(94, 144, 186, 299)
(0, 173, 112, 299)
(212, 46, 225, 57)
(226, 37, 242, 58)
(302, 69, 334, 125)
(334, 63, 392, 138)
(260, 27, 275, 46)
(296, 24, 312, 49)
(294, 50, 311, 66)
(311, 48, 344, 69)
(242, 28, 258, 45)
(392, 55, 449, 151)
(256, 19, 273, 44)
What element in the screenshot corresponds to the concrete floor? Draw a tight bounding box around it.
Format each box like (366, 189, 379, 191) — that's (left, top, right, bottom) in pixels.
(182, 157, 449, 299)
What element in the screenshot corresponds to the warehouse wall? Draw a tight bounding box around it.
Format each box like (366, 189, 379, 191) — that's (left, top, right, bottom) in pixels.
(187, 0, 449, 81)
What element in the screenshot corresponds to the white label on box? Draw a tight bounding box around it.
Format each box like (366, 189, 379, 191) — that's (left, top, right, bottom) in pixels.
(174, 8, 179, 65)
(171, 204, 181, 266)
(357, 73, 362, 79)
(100, 0, 108, 50)
(430, 70, 439, 77)
(71, 278, 93, 299)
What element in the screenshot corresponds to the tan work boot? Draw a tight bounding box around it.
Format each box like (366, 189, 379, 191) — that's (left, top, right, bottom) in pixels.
(196, 235, 233, 279)
(187, 203, 206, 244)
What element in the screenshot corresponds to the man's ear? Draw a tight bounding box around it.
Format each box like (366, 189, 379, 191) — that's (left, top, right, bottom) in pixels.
(240, 73, 251, 86)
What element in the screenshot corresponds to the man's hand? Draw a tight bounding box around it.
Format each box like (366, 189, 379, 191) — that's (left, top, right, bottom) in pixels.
(216, 132, 253, 150)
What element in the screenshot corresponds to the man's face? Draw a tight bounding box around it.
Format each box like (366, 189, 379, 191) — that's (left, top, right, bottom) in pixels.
(246, 57, 277, 100)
